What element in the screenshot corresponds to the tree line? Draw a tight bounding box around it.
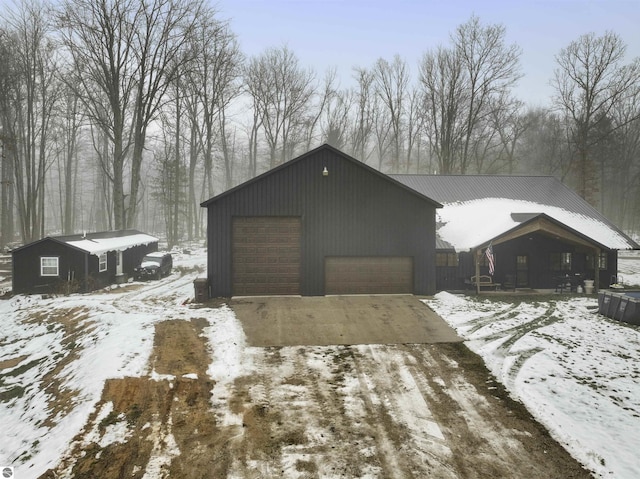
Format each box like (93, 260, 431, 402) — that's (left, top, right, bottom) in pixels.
(1, 0, 639, 250)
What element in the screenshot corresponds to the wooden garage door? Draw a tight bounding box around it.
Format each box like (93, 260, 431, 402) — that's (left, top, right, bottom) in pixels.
(232, 217, 301, 295)
(325, 257, 413, 295)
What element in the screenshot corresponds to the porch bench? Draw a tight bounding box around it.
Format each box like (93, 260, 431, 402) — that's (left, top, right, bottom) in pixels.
(470, 275, 501, 291)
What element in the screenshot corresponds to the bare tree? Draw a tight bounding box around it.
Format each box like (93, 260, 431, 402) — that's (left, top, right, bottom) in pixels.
(244, 46, 316, 168)
(420, 16, 521, 174)
(0, 26, 17, 248)
(373, 100, 392, 170)
(181, 75, 204, 239)
(419, 46, 466, 173)
(57, 0, 203, 229)
(404, 86, 425, 173)
(7, 1, 60, 242)
(349, 67, 375, 162)
(485, 94, 525, 174)
(184, 10, 241, 194)
(598, 84, 640, 227)
(301, 68, 337, 152)
(516, 107, 571, 178)
(321, 87, 352, 151)
(455, 15, 522, 173)
(552, 31, 640, 204)
(53, 79, 84, 234)
(373, 55, 409, 173)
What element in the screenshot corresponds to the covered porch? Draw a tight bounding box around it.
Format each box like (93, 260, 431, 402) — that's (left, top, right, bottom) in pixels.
(438, 214, 618, 294)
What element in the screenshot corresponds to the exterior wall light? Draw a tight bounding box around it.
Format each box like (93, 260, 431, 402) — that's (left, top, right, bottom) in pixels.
(322, 166, 329, 177)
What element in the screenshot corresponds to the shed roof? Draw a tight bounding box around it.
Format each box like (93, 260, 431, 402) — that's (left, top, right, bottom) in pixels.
(13, 230, 159, 256)
(390, 175, 638, 251)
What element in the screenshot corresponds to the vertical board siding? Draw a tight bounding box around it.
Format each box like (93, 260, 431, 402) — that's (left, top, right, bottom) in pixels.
(12, 238, 158, 294)
(206, 147, 437, 297)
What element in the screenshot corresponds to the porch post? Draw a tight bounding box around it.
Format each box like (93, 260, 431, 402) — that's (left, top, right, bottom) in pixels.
(475, 248, 481, 295)
(594, 247, 600, 292)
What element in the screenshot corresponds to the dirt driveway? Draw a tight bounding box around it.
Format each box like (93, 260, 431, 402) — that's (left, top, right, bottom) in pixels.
(41, 291, 592, 478)
(230, 295, 462, 346)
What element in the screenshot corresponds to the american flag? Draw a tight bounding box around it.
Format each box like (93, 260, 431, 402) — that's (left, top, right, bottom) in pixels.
(485, 243, 495, 276)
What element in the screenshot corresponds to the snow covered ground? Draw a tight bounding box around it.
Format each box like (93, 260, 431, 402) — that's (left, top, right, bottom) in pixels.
(0, 248, 216, 477)
(0, 249, 639, 477)
(618, 250, 640, 287)
(425, 291, 640, 479)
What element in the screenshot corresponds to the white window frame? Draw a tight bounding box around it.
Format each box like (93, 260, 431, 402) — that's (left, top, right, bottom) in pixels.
(99, 252, 108, 272)
(41, 257, 59, 277)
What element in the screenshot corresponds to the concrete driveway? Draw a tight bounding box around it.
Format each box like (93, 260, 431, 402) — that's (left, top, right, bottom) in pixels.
(229, 295, 462, 347)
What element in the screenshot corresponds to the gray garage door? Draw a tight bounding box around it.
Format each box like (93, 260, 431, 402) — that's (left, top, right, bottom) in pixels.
(325, 256, 413, 295)
(232, 217, 301, 296)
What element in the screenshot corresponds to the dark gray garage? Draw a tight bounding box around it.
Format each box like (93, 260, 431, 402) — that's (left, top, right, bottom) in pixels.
(201, 144, 441, 297)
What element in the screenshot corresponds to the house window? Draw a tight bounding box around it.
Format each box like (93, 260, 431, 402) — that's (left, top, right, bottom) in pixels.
(599, 252, 608, 270)
(99, 253, 108, 272)
(551, 252, 572, 271)
(41, 257, 59, 276)
(436, 253, 459, 267)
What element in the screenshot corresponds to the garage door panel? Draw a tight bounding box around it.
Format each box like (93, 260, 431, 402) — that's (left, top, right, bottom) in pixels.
(325, 257, 413, 295)
(232, 217, 301, 296)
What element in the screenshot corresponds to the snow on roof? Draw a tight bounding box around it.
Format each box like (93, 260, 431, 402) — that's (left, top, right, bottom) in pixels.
(439, 198, 636, 251)
(66, 233, 158, 256)
(144, 251, 169, 258)
(390, 175, 638, 251)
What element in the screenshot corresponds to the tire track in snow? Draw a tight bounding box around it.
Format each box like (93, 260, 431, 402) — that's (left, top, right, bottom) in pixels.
(354, 344, 457, 479)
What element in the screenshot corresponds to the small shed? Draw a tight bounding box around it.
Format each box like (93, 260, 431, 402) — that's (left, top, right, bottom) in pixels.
(12, 229, 158, 294)
(201, 144, 442, 297)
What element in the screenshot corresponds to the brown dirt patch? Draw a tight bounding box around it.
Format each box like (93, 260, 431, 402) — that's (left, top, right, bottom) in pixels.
(149, 318, 210, 376)
(0, 354, 29, 370)
(41, 318, 241, 479)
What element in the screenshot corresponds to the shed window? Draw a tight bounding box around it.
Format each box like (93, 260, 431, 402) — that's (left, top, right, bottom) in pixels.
(41, 257, 59, 276)
(99, 253, 108, 272)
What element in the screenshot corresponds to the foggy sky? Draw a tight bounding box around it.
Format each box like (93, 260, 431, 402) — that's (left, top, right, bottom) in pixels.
(220, 0, 640, 107)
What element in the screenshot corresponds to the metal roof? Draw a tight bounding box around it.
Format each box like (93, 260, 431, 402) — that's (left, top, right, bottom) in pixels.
(13, 229, 159, 256)
(390, 174, 638, 250)
(391, 175, 592, 214)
